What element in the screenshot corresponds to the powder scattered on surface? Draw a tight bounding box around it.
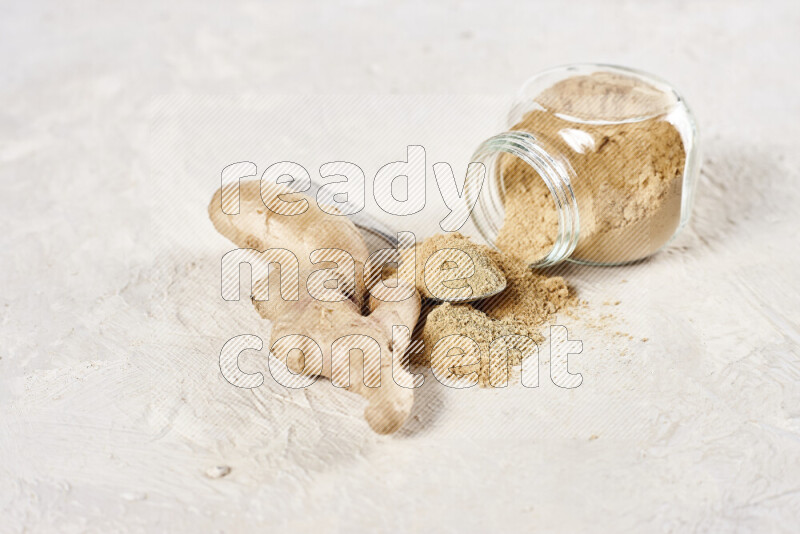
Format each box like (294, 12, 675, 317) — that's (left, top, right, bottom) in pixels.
(410, 233, 506, 300)
(496, 72, 687, 264)
(417, 241, 575, 387)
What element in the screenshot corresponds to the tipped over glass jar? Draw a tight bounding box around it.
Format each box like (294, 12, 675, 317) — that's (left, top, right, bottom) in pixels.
(466, 64, 700, 266)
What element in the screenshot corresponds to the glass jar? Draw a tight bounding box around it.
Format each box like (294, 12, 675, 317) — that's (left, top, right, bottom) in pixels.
(465, 64, 700, 266)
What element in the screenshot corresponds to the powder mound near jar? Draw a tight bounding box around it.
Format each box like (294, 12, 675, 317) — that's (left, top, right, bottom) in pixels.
(477, 248, 574, 322)
(417, 237, 575, 387)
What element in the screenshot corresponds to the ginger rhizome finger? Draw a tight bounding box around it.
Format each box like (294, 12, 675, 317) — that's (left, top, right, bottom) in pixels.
(209, 181, 421, 434)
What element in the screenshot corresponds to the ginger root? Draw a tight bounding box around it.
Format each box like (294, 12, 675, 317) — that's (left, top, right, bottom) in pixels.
(209, 181, 421, 434)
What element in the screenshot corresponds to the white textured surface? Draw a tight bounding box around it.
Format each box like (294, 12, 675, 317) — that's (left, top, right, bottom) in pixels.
(2, 1, 800, 532)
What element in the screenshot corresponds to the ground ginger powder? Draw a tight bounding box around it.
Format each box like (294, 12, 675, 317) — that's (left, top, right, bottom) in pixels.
(410, 232, 506, 300)
(495, 72, 687, 264)
(415, 235, 575, 387)
(412, 73, 686, 387)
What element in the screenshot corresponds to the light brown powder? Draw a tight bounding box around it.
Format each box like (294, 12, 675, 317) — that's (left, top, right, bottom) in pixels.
(410, 233, 506, 300)
(418, 241, 575, 387)
(496, 72, 686, 264)
(422, 302, 541, 388)
(495, 162, 560, 264)
(476, 248, 574, 322)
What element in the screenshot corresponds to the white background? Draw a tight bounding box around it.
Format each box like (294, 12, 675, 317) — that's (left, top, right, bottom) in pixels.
(2, 1, 800, 532)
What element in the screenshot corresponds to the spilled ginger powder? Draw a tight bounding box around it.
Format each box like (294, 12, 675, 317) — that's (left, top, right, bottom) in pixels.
(408, 232, 506, 300)
(414, 234, 575, 387)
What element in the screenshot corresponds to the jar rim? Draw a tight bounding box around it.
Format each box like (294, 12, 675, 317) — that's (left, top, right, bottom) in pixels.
(466, 131, 580, 267)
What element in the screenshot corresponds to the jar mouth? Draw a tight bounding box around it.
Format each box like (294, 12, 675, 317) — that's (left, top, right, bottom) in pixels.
(465, 131, 580, 267)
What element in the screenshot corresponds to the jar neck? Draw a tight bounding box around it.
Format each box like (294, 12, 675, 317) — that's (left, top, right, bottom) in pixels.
(465, 131, 580, 267)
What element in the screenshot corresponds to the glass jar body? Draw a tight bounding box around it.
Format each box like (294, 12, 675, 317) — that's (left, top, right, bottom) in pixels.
(467, 64, 700, 266)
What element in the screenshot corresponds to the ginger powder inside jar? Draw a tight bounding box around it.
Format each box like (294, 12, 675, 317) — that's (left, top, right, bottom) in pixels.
(466, 65, 699, 266)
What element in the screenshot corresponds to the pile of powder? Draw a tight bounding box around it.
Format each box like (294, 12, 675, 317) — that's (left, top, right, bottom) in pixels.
(409, 232, 506, 300)
(476, 248, 574, 322)
(422, 303, 541, 388)
(417, 238, 575, 387)
(495, 72, 687, 264)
